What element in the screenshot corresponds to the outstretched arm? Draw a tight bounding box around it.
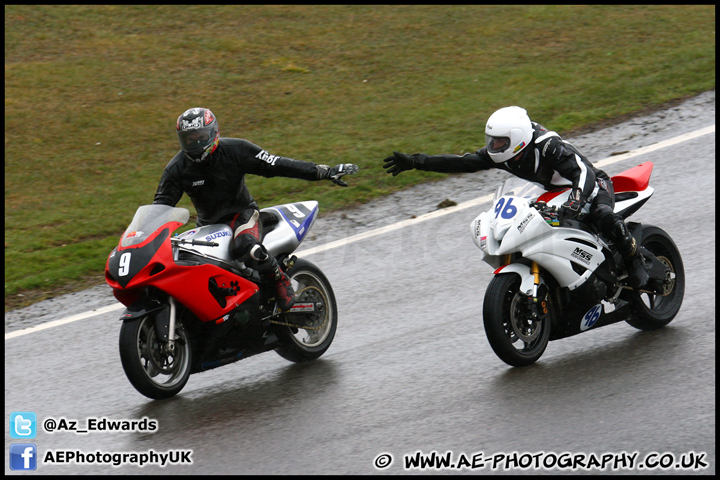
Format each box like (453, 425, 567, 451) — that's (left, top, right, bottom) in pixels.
(245, 141, 359, 186)
(382, 149, 494, 176)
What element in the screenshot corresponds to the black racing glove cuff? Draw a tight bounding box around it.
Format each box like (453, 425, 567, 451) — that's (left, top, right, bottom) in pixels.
(382, 151, 427, 176)
(317, 163, 359, 186)
(561, 189, 585, 218)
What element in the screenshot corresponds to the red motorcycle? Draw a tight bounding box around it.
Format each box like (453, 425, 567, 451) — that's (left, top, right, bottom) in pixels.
(105, 201, 337, 399)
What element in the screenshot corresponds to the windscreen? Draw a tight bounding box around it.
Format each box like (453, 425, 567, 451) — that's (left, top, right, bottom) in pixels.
(120, 204, 189, 247)
(493, 178, 546, 202)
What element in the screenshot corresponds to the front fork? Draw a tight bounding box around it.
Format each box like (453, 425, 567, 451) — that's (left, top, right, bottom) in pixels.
(166, 296, 178, 353)
(502, 256, 547, 320)
(156, 295, 181, 356)
(529, 262, 548, 320)
(121, 293, 183, 354)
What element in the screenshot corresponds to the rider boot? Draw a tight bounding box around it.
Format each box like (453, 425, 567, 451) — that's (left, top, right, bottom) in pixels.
(613, 220, 649, 289)
(249, 245, 295, 311)
(269, 267, 295, 311)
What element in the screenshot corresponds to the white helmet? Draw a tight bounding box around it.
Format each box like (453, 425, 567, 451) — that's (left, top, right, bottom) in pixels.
(484, 106, 533, 163)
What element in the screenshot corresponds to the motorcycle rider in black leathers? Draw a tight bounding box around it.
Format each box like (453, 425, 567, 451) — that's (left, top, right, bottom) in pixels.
(154, 107, 359, 310)
(382, 106, 649, 289)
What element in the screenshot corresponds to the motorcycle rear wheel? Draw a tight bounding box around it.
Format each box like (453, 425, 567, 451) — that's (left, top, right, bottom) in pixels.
(483, 273, 551, 367)
(625, 226, 685, 330)
(274, 258, 338, 363)
(119, 315, 192, 400)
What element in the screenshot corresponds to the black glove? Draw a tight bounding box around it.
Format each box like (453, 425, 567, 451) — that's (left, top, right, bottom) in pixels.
(561, 190, 584, 219)
(382, 151, 416, 176)
(322, 163, 359, 187)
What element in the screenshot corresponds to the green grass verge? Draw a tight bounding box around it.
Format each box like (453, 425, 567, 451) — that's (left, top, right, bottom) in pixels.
(4, 5, 716, 310)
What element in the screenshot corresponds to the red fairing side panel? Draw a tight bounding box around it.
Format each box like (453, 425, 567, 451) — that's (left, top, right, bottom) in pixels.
(108, 230, 258, 322)
(151, 265, 259, 322)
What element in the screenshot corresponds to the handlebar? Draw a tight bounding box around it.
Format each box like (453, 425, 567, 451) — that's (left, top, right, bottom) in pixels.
(530, 201, 561, 226)
(171, 238, 219, 247)
(529, 201, 557, 215)
(530, 200, 590, 227)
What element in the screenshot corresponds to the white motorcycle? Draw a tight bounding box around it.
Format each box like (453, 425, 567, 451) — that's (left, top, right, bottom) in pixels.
(470, 161, 684, 366)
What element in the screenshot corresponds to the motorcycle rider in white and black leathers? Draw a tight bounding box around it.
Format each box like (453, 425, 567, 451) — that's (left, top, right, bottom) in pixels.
(382, 106, 649, 289)
(154, 107, 359, 310)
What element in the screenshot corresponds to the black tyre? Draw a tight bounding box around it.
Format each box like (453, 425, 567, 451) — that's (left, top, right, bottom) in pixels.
(119, 314, 192, 400)
(274, 258, 337, 362)
(483, 273, 551, 367)
(625, 226, 685, 330)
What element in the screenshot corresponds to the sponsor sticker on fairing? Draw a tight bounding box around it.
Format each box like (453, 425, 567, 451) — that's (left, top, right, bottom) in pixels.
(571, 247, 593, 265)
(204, 230, 230, 242)
(517, 213, 533, 233)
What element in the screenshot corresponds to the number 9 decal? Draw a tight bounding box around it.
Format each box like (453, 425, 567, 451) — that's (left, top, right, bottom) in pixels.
(118, 252, 132, 276)
(285, 204, 306, 218)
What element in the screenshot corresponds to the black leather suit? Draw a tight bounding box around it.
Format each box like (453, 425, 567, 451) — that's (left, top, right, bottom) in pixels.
(409, 123, 632, 256)
(153, 137, 326, 263)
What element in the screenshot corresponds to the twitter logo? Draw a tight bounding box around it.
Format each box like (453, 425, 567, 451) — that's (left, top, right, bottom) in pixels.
(10, 412, 37, 439)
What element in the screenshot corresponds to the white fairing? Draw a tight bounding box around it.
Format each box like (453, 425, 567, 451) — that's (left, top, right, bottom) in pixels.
(470, 177, 651, 290)
(260, 201, 319, 257)
(176, 224, 235, 262)
(176, 201, 319, 262)
(614, 187, 654, 215)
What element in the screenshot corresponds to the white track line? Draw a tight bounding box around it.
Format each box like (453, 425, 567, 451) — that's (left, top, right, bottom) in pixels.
(5, 124, 714, 340)
(5, 304, 128, 340)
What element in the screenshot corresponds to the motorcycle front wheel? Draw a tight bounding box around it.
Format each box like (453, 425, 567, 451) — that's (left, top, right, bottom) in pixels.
(274, 258, 338, 363)
(625, 226, 685, 330)
(483, 273, 551, 367)
(119, 314, 192, 400)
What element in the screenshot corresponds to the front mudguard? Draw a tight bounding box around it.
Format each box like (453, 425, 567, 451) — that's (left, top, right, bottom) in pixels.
(493, 263, 563, 340)
(118, 297, 170, 343)
(494, 263, 542, 297)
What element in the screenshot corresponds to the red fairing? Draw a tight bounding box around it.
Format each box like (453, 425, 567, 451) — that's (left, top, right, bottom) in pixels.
(535, 161, 654, 203)
(537, 188, 570, 203)
(610, 161, 653, 193)
(106, 221, 258, 323)
(146, 264, 258, 322)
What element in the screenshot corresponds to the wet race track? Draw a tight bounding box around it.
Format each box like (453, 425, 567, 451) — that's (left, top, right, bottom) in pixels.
(5, 91, 715, 475)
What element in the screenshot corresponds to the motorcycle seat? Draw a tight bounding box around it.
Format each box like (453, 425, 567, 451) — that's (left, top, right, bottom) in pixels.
(611, 162, 653, 193)
(258, 211, 279, 243)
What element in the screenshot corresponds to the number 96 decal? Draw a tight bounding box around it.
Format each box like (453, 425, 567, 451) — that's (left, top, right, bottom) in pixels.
(494, 197, 518, 219)
(580, 304, 602, 331)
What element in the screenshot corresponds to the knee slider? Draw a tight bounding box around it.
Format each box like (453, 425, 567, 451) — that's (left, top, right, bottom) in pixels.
(592, 204, 617, 232)
(612, 218, 629, 240)
(612, 219, 638, 256)
(230, 233, 259, 260)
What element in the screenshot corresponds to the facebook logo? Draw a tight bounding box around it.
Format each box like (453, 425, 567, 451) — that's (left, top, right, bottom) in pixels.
(10, 411, 36, 438)
(9, 444, 37, 470)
